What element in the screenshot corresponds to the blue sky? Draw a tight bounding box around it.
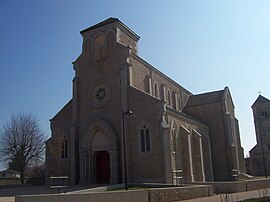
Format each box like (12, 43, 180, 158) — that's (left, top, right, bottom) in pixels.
(1, 0, 270, 170)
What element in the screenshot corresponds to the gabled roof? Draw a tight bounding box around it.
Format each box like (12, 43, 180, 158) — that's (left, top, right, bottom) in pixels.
(80, 17, 118, 34)
(167, 106, 209, 127)
(50, 99, 72, 121)
(184, 89, 224, 108)
(80, 17, 140, 39)
(0, 169, 20, 174)
(252, 95, 270, 108)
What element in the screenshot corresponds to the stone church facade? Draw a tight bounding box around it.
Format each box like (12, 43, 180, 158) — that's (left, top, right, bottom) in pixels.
(45, 18, 246, 184)
(250, 95, 270, 176)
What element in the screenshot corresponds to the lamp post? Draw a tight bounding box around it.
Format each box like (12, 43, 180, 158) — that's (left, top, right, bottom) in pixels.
(122, 110, 132, 190)
(259, 132, 267, 178)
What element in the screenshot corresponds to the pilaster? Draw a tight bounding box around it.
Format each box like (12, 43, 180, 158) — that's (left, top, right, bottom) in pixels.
(188, 133, 194, 182)
(199, 137, 206, 182)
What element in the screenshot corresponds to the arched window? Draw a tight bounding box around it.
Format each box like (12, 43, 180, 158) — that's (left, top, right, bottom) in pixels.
(84, 39, 91, 55)
(159, 84, 165, 101)
(154, 82, 158, 98)
(262, 110, 268, 119)
(140, 126, 151, 152)
(94, 35, 105, 60)
(167, 89, 171, 105)
(61, 136, 68, 159)
(143, 75, 150, 93)
(178, 96, 182, 111)
(172, 92, 177, 109)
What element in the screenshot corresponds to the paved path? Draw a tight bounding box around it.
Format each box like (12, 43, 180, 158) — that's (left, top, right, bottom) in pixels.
(0, 197, 14, 202)
(0, 185, 268, 202)
(0, 185, 48, 202)
(0, 185, 94, 202)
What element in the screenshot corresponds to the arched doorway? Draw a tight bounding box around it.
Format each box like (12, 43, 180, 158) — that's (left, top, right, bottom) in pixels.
(96, 150, 110, 183)
(80, 120, 119, 184)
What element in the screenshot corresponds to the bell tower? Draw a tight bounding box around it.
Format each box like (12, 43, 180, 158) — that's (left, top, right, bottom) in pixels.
(80, 17, 140, 59)
(251, 95, 270, 176)
(252, 95, 270, 145)
(70, 18, 140, 184)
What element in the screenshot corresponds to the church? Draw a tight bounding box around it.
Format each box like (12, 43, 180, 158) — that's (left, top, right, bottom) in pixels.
(45, 18, 246, 185)
(249, 95, 270, 176)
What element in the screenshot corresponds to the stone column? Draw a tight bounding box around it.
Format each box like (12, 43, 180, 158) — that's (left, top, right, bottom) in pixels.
(188, 134, 194, 182)
(79, 151, 84, 184)
(175, 93, 179, 111)
(108, 148, 118, 184)
(207, 135, 214, 181)
(87, 153, 91, 184)
(163, 86, 166, 101)
(149, 77, 152, 95)
(70, 62, 79, 184)
(162, 126, 171, 183)
(199, 137, 206, 182)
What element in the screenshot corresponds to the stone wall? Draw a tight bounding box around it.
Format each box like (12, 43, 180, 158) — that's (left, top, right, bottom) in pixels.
(130, 54, 191, 111)
(127, 86, 164, 182)
(148, 185, 213, 202)
(194, 178, 270, 194)
(16, 185, 213, 202)
(16, 190, 148, 202)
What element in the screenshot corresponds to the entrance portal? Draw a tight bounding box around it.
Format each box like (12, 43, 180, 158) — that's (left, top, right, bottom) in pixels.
(96, 151, 110, 183)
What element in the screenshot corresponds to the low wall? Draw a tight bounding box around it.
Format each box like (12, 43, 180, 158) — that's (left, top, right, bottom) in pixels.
(194, 178, 270, 194)
(246, 179, 270, 191)
(148, 185, 213, 202)
(15, 185, 213, 202)
(16, 190, 148, 202)
(0, 178, 21, 185)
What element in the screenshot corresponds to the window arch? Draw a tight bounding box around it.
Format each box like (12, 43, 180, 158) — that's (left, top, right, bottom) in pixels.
(143, 75, 151, 93)
(140, 126, 151, 152)
(61, 136, 68, 159)
(172, 91, 177, 109)
(178, 96, 182, 111)
(94, 34, 105, 59)
(154, 82, 158, 98)
(84, 38, 92, 55)
(170, 121, 176, 154)
(261, 110, 268, 119)
(159, 84, 165, 101)
(167, 89, 171, 105)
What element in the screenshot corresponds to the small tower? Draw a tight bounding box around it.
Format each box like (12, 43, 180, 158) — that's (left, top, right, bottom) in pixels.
(250, 95, 270, 176)
(80, 17, 140, 59)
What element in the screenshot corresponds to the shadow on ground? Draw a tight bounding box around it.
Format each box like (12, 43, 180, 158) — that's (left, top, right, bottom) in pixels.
(0, 185, 96, 197)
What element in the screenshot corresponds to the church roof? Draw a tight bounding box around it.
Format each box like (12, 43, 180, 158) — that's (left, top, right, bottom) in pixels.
(167, 106, 209, 127)
(184, 89, 225, 108)
(252, 95, 270, 108)
(80, 17, 140, 39)
(80, 17, 118, 34)
(50, 99, 72, 121)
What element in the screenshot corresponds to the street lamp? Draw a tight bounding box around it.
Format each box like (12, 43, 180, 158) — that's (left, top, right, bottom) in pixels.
(259, 132, 267, 178)
(122, 110, 132, 190)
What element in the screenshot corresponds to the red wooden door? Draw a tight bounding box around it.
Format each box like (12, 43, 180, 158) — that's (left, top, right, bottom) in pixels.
(96, 151, 110, 184)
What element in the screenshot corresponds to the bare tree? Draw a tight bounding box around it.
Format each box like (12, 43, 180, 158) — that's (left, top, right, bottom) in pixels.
(0, 113, 46, 184)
